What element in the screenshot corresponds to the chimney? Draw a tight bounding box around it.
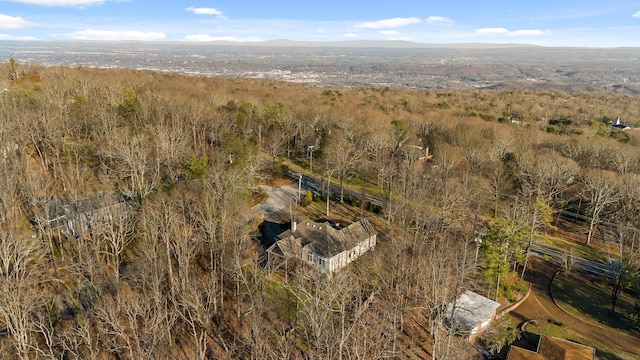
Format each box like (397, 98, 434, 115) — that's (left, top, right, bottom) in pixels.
(291, 220, 297, 233)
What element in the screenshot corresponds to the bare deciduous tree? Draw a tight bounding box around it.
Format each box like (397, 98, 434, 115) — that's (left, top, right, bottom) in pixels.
(0, 227, 47, 359)
(579, 168, 620, 245)
(517, 149, 578, 275)
(324, 130, 362, 202)
(102, 131, 159, 201)
(101, 208, 135, 281)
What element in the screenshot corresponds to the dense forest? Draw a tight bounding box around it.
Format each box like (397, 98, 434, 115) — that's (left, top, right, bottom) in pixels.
(0, 60, 639, 359)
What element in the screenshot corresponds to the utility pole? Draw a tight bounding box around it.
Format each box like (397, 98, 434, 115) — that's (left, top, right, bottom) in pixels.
(326, 170, 334, 216)
(326, 173, 331, 216)
(474, 236, 483, 266)
(308, 145, 316, 173)
(298, 173, 302, 205)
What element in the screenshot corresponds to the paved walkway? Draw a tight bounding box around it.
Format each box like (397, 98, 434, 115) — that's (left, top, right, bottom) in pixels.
(510, 259, 640, 357)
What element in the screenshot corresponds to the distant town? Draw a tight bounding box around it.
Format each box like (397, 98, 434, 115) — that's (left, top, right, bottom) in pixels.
(2, 40, 640, 92)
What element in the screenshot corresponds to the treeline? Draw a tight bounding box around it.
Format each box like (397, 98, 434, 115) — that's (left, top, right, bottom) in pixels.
(0, 60, 639, 359)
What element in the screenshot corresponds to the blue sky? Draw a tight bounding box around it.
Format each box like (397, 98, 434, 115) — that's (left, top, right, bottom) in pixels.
(1, 0, 640, 46)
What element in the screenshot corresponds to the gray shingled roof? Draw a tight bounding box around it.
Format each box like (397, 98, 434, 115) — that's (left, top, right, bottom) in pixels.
(447, 291, 501, 331)
(31, 194, 129, 222)
(277, 218, 376, 258)
(267, 236, 302, 259)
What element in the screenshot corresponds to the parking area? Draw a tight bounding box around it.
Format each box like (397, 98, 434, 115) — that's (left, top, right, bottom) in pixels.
(251, 185, 300, 223)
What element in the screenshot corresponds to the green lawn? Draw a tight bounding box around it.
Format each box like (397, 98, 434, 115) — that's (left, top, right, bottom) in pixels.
(551, 272, 638, 333)
(536, 233, 610, 263)
(264, 277, 299, 323)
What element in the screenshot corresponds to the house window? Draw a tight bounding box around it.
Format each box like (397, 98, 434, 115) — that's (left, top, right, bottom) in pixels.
(307, 253, 313, 262)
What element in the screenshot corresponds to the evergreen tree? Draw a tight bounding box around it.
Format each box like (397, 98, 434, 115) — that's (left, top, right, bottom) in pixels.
(481, 218, 529, 299)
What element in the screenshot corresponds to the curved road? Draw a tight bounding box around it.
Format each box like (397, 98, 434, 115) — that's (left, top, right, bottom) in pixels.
(509, 259, 640, 357)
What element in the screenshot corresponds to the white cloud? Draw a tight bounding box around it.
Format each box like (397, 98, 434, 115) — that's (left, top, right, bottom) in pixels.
(3, 0, 104, 6)
(476, 27, 547, 37)
(184, 34, 236, 42)
(632, 11, 640, 18)
(0, 33, 38, 40)
(67, 29, 166, 41)
(354, 17, 421, 29)
(185, 7, 223, 16)
(343, 33, 359, 38)
(0, 14, 34, 29)
(509, 29, 546, 36)
(380, 30, 399, 35)
(426, 16, 453, 24)
(476, 27, 510, 35)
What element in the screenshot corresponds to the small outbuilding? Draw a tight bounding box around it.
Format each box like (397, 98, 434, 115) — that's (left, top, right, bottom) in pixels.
(29, 193, 133, 238)
(446, 290, 501, 338)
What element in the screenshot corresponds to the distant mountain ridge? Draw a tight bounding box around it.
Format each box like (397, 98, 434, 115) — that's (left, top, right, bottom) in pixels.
(238, 39, 543, 49)
(2, 39, 550, 49)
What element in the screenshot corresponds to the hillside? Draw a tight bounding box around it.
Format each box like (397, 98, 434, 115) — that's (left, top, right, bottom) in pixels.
(0, 60, 639, 359)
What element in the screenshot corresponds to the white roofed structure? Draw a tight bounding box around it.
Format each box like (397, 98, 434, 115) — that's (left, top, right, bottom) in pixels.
(447, 290, 501, 337)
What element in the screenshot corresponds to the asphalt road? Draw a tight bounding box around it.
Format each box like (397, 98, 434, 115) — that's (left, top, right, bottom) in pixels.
(286, 170, 386, 207)
(283, 170, 627, 281)
(529, 244, 619, 279)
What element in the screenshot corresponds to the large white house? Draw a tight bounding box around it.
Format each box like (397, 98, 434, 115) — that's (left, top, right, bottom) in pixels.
(267, 218, 377, 274)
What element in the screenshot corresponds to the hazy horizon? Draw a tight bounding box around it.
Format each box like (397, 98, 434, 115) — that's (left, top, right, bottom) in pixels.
(1, 1, 640, 47)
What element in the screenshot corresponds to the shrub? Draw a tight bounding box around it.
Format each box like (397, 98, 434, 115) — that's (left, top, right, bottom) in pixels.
(481, 316, 521, 354)
(301, 190, 313, 207)
(364, 201, 383, 214)
(547, 318, 564, 327)
(479, 113, 494, 121)
(546, 125, 560, 134)
(610, 129, 630, 143)
(185, 154, 209, 179)
(272, 163, 289, 178)
(630, 301, 640, 329)
(118, 88, 140, 122)
(436, 101, 450, 109)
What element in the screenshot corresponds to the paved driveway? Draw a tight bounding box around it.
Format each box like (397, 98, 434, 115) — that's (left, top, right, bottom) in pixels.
(250, 185, 299, 223)
(510, 259, 640, 358)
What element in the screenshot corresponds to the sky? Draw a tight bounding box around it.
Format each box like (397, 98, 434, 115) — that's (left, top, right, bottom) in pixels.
(1, 0, 640, 47)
